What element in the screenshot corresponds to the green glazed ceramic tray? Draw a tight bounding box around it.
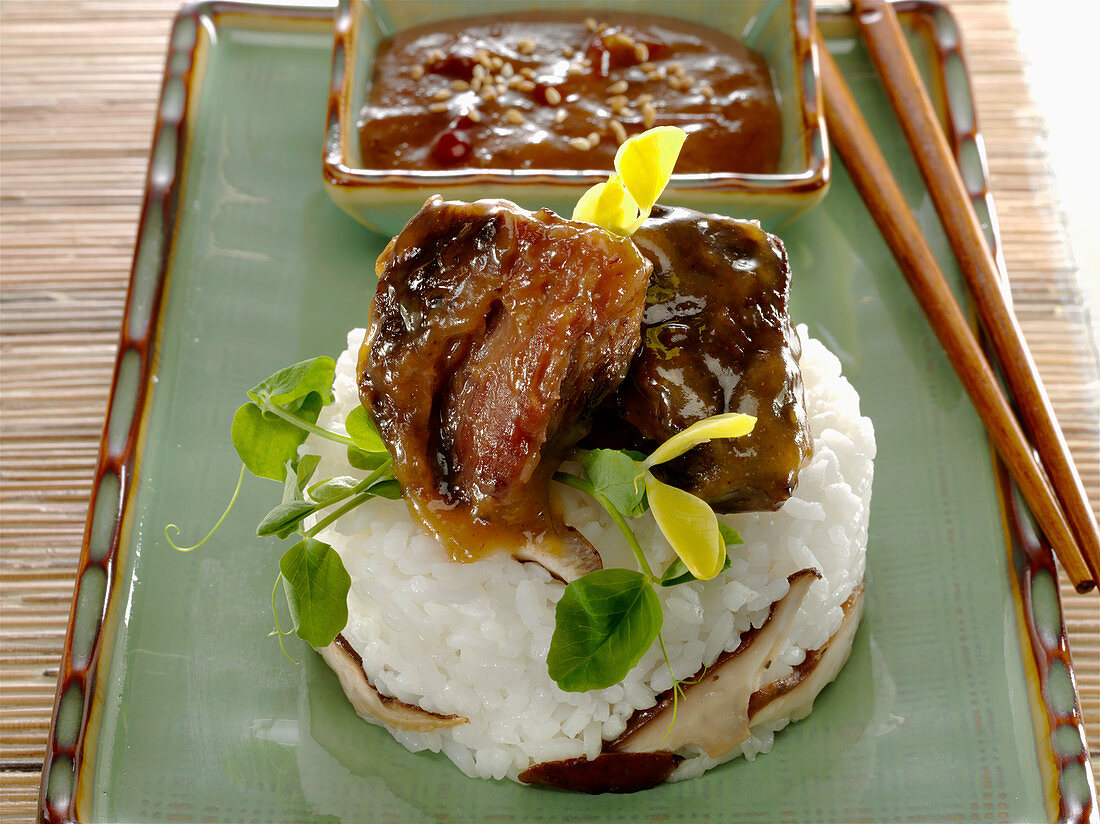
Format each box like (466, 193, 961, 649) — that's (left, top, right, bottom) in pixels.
(40, 1, 1097, 822)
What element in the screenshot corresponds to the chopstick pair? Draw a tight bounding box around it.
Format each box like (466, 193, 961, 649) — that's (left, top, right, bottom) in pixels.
(815, 0, 1100, 593)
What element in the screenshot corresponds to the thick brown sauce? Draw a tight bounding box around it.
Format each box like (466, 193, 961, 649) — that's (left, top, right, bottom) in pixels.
(359, 11, 782, 172)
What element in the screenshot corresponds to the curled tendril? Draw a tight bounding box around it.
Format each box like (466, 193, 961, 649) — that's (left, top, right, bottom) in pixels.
(165, 464, 246, 551)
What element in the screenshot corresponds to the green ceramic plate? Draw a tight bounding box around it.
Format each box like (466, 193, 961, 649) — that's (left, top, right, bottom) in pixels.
(40, 2, 1096, 822)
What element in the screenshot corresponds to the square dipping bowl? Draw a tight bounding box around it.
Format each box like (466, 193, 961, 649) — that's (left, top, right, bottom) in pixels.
(324, 0, 828, 236)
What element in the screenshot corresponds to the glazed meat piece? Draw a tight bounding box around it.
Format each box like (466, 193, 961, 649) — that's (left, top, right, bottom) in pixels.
(588, 205, 811, 512)
(359, 197, 652, 581)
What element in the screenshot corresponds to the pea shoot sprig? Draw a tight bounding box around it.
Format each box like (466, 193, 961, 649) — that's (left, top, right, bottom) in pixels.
(166, 356, 394, 656)
(546, 414, 755, 695)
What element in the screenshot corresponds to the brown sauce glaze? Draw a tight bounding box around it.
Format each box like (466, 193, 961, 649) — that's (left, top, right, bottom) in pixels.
(358, 197, 651, 581)
(586, 205, 811, 513)
(359, 11, 781, 173)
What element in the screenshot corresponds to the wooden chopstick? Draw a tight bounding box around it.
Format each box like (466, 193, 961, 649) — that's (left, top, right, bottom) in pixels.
(813, 30, 1096, 593)
(848, 0, 1100, 588)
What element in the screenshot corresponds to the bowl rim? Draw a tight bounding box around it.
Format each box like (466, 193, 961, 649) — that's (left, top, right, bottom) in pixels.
(323, 0, 830, 196)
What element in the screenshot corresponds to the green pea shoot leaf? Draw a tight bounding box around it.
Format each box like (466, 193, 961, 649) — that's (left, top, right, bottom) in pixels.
(578, 449, 647, 516)
(347, 445, 390, 471)
(547, 568, 662, 692)
(308, 476, 362, 506)
(345, 405, 387, 454)
(366, 478, 402, 500)
(295, 454, 322, 497)
(231, 394, 322, 482)
(257, 499, 317, 539)
(279, 537, 350, 648)
(717, 521, 742, 547)
(246, 357, 335, 412)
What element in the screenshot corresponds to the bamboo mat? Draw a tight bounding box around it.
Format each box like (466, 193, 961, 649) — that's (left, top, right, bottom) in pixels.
(0, 1, 1096, 820)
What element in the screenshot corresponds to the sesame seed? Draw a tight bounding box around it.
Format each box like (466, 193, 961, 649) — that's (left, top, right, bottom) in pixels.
(608, 94, 628, 110)
(501, 62, 514, 78)
(587, 131, 600, 146)
(467, 107, 481, 123)
(508, 75, 523, 89)
(427, 49, 445, 64)
(520, 67, 536, 79)
(584, 17, 598, 31)
(429, 102, 449, 113)
(517, 37, 536, 55)
(473, 64, 487, 81)
(636, 93, 654, 105)
(608, 80, 628, 95)
(411, 65, 425, 80)
(569, 136, 593, 151)
(634, 43, 649, 63)
(562, 45, 575, 58)
(475, 50, 492, 68)
(481, 87, 497, 102)
(545, 86, 561, 105)
(639, 62, 655, 72)
(646, 70, 661, 81)
(555, 108, 567, 124)
(700, 84, 715, 99)
(682, 75, 696, 89)
(609, 119, 628, 144)
(567, 64, 585, 76)
(516, 80, 536, 92)
(607, 32, 635, 49)
(642, 101, 657, 128)
(451, 79, 469, 91)
(669, 62, 685, 77)
(471, 77, 483, 92)
(505, 108, 525, 125)
(490, 56, 503, 71)
(433, 89, 451, 101)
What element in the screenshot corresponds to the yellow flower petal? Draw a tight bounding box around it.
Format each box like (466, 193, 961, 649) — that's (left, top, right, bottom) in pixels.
(570, 126, 686, 236)
(571, 174, 639, 235)
(615, 126, 687, 218)
(644, 412, 756, 469)
(644, 473, 725, 580)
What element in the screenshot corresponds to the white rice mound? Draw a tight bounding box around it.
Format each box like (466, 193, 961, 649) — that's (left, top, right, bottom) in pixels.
(304, 323, 875, 784)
